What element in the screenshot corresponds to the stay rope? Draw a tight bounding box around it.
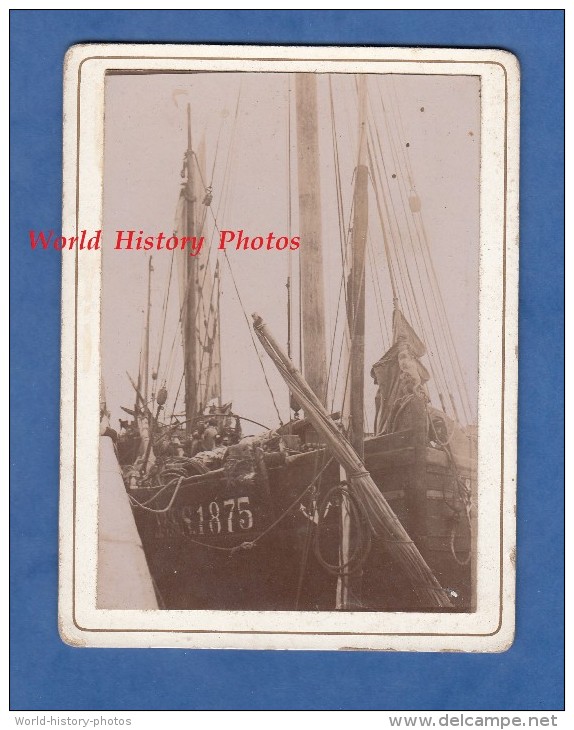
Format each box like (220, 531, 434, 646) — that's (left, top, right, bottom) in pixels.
(130, 455, 336, 555)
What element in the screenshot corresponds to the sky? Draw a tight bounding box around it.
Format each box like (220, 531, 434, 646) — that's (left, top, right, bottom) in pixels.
(101, 71, 480, 434)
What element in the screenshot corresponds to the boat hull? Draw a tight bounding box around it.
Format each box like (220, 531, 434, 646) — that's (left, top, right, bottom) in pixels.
(129, 422, 475, 611)
(130, 451, 340, 610)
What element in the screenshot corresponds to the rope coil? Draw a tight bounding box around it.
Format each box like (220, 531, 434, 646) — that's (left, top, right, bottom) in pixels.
(313, 484, 372, 577)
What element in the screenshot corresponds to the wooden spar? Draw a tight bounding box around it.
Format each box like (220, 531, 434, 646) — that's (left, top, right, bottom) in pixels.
(252, 313, 452, 608)
(133, 259, 151, 451)
(143, 256, 153, 406)
(126, 372, 148, 415)
(142, 401, 162, 473)
(194, 137, 222, 411)
(215, 260, 222, 405)
(126, 371, 155, 469)
(184, 103, 198, 435)
(295, 73, 328, 406)
(286, 276, 292, 358)
(337, 76, 369, 609)
(349, 75, 369, 461)
(135, 361, 141, 417)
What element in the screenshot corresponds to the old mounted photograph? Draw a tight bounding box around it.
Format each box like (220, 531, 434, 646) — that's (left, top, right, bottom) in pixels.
(59, 45, 519, 651)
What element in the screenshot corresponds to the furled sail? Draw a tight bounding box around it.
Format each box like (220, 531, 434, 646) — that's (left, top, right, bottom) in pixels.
(370, 308, 430, 435)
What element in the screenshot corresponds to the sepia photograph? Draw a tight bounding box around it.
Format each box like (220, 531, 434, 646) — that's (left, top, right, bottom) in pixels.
(58, 45, 518, 650)
(99, 70, 478, 614)
(13, 7, 566, 716)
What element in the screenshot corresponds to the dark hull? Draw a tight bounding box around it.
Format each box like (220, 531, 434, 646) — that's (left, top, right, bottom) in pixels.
(131, 451, 340, 610)
(361, 430, 474, 611)
(130, 401, 475, 611)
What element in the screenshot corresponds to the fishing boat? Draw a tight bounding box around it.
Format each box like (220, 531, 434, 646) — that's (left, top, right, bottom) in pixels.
(111, 72, 477, 612)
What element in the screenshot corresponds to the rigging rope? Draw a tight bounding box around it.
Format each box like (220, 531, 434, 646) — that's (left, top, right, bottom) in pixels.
(367, 144, 399, 305)
(154, 244, 175, 383)
(184, 106, 285, 425)
(380, 84, 462, 419)
(131, 455, 336, 555)
(384, 77, 474, 423)
(220, 247, 284, 426)
(387, 79, 473, 420)
(325, 78, 357, 414)
(367, 105, 454, 414)
(164, 83, 243, 420)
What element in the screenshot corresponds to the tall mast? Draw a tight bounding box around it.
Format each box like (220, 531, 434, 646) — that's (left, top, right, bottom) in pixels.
(143, 255, 153, 406)
(295, 74, 328, 406)
(184, 104, 198, 435)
(194, 135, 222, 412)
(348, 75, 369, 459)
(337, 76, 369, 610)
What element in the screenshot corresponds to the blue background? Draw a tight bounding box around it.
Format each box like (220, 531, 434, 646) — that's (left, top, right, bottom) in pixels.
(10, 10, 564, 711)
